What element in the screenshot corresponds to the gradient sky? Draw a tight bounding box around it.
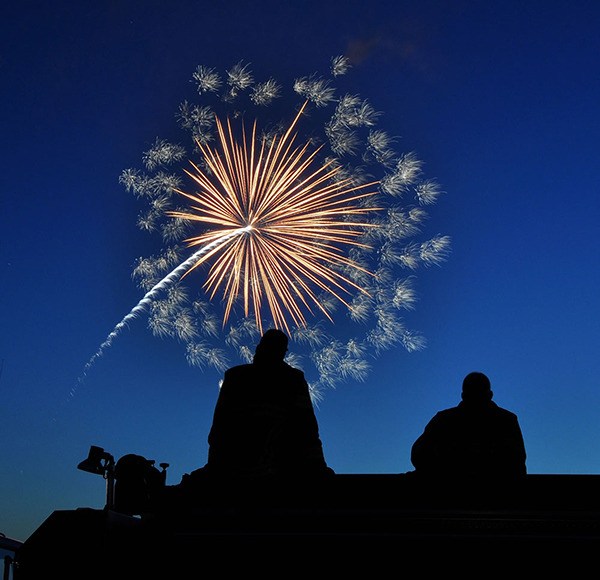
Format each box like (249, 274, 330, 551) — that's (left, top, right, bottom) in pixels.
(2, 1, 600, 544)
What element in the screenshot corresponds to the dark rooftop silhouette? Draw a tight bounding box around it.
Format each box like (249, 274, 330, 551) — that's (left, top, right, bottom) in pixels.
(13, 471, 600, 577)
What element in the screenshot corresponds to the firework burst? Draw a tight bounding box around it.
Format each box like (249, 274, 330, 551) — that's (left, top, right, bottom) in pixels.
(80, 55, 450, 401)
(169, 100, 381, 335)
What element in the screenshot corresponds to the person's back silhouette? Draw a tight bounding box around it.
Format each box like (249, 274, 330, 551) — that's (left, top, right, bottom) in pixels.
(201, 328, 332, 479)
(410, 372, 526, 482)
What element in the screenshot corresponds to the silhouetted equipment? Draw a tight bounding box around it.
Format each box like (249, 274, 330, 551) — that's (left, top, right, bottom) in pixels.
(113, 454, 168, 515)
(77, 445, 114, 476)
(76, 446, 169, 517)
(77, 445, 116, 510)
(12, 471, 600, 577)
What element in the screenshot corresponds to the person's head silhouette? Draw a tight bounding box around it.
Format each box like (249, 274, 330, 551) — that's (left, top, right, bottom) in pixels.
(461, 371, 493, 404)
(253, 329, 288, 364)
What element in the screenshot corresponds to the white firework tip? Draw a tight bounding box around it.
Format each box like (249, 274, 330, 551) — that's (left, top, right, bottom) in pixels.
(308, 382, 325, 405)
(396, 151, 423, 184)
(338, 356, 371, 382)
(334, 94, 381, 128)
(366, 130, 397, 168)
(258, 122, 286, 148)
(250, 78, 282, 106)
(150, 303, 197, 342)
(161, 217, 188, 243)
(165, 285, 190, 306)
(190, 126, 215, 147)
(173, 309, 199, 342)
(292, 325, 328, 348)
(149, 195, 171, 214)
(367, 324, 401, 353)
(345, 338, 367, 358)
(379, 153, 425, 196)
(293, 74, 336, 107)
(401, 330, 427, 352)
(157, 248, 181, 273)
(132, 256, 157, 281)
(316, 292, 340, 314)
(120, 170, 167, 199)
(376, 263, 395, 282)
(312, 340, 345, 371)
(239, 344, 253, 363)
(224, 326, 243, 347)
(367, 129, 396, 153)
(397, 242, 420, 270)
(349, 294, 372, 323)
(331, 55, 351, 77)
(192, 65, 222, 94)
(148, 310, 173, 338)
(185, 341, 230, 371)
(415, 179, 443, 205)
(154, 172, 183, 195)
(119, 168, 141, 193)
(142, 138, 186, 171)
(419, 235, 452, 266)
(136, 208, 160, 232)
(408, 207, 428, 224)
(185, 340, 209, 368)
(374, 306, 405, 338)
(191, 299, 213, 316)
(225, 318, 259, 347)
(205, 347, 230, 372)
(192, 301, 221, 338)
(324, 157, 369, 186)
(149, 298, 174, 320)
(364, 145, 397, 168)
(163, 245, 184, 267)
(176, 101, 215, 131)
(378, 241, 401, 266)
(385, 208, 424, 240)
(240, 318, 262, 339)
(325, 121, 360, 156)
(121, 171, 176, 199)
(343, 257, 371, 286)
(392, 277, 418, 310)
(379, 171, 408, 196)
(284, 351, 303, 369)
(202, 315, 221, 338)
(226, 60, 254, 93)
(132, 248, 180, 287)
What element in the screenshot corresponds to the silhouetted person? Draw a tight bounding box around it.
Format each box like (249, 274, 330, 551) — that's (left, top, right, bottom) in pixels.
(410, 372, 526, 485)
(205, 328, 331, 478)
(177, 328, 332, 503)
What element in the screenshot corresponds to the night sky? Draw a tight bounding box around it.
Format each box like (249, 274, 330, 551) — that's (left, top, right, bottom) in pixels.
(2, 0, 600, 543)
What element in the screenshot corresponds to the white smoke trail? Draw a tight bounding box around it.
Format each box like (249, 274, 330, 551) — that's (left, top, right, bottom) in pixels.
(72, 227, 250, 396)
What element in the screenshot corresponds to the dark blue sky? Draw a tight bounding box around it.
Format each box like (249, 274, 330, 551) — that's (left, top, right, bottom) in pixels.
(2, 1, 600, 542)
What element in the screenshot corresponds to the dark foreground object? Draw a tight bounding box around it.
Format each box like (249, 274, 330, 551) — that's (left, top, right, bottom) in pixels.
(14, 473, 600, 577)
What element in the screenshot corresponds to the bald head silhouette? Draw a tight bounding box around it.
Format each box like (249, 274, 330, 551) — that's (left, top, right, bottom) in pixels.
(253, 329, 288, 364)
(461, 371, 493, 404)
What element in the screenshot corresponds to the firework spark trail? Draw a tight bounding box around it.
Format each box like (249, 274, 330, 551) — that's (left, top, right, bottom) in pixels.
(74, 227, 249, 393)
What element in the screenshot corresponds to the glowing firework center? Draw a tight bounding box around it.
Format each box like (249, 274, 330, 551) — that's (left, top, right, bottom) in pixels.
(170, 100, 381, 335)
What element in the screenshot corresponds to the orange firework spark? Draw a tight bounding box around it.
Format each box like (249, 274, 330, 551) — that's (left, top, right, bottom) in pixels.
(169, 101, 381, 334)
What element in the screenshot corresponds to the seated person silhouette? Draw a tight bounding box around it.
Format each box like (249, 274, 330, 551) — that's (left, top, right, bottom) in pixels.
(410, 371, 526, 493)
(174, 329, 333, 506)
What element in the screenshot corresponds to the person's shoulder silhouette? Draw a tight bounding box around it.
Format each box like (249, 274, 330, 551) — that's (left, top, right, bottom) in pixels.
(410, 371, 527, 482)
(203, 328, 332, 479)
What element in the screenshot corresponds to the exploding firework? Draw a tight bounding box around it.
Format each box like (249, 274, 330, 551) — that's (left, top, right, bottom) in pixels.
(169, 99, 381, 335)
(81, 55, 450, 401)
